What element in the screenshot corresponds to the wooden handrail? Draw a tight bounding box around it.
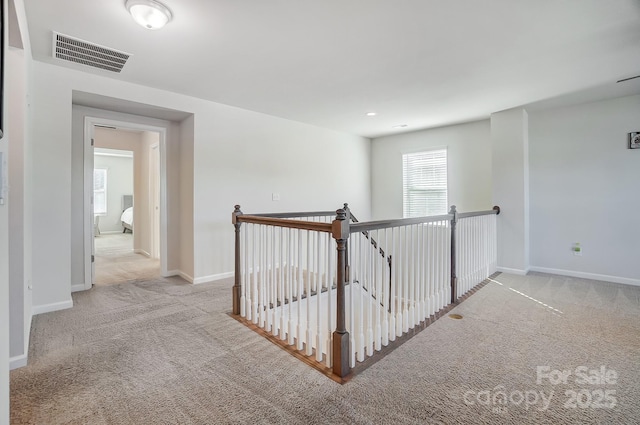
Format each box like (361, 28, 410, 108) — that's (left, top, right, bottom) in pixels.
(237, 214, 333, 233)
(350, 214, 451, 233)
(457, 206, 500, 219)
(249, 211, 336, 219)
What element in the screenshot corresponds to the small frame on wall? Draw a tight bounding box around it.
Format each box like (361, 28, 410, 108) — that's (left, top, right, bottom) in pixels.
(630, 132, 640, 149)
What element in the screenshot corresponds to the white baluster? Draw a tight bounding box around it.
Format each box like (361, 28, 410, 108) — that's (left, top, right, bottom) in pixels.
(402, 225, 409, 333)
(425, 223, 431, 318)
(347, 235, 355, 368)
(251, 224, 258, 323)
(316, 232, 323, 362)
(444, 220, 449, 309)
(287, 228, 295, 345)
(381, 228, 389, 347)
(240, 221, 246, 318)
(406, 225, 417, 331)
(258, 225, 265, 328)
(296, 230, 304, 350)
(277, 227, 284, 339)
(305, 230, 313, 355)
(416, 223, 422, 325)
(417, 223, 425, 323)
(352, 233, 365, 362)
(458, 219, 464, 296)
(366, 231, 374, 356)
(392, 226, 400, 339)
(433, 221, 443, 313)
(267, 226, 274, 334)
(373, 229, 382, 351)
(327, 234, 334, 368)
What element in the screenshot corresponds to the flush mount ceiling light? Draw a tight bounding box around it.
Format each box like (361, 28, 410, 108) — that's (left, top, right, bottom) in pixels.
(366, 112, 377, 116)
(125, 0, 173, 30)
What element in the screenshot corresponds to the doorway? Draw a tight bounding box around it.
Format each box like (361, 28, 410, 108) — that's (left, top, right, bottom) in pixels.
(93, 145, 159, 285)
(83, 117, 168, 289)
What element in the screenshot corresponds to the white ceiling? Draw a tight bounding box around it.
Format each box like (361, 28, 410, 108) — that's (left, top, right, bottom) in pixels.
(24, 0, 640, 138)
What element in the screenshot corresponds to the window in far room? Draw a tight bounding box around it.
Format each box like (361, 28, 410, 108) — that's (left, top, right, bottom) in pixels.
(93, 168, 108, 216)
(402, 149, 448, 218)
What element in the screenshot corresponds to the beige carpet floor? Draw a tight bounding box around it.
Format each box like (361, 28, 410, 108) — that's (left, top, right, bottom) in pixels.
(94, 234, 160, 286)
(10, 272, 640, 424)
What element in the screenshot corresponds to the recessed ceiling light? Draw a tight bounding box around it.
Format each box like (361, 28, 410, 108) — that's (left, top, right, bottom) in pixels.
(392, 124, 408, 129)
(366, 112, 377, 116)
(126, 0, 173, 30)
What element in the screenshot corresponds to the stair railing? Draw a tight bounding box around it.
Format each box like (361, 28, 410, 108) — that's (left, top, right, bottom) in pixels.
(232, 204, 500, 379)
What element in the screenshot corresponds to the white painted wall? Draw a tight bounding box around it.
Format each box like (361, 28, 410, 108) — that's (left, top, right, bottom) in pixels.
(94, 153, 133, 233)
(0, 149, 9, 425)
(371, 120, 492, 220)
(2, 0, 32, 416)
(32, 60, 371, 308)
(192, 104, 371, 283)
(491, 108, 530, 274)
(30, 63, 74, 311)
(6, 0, 32, 374)
(529, 94, 640, 284)
(0, 58, 9, 425)
(7, 46, 27, 362)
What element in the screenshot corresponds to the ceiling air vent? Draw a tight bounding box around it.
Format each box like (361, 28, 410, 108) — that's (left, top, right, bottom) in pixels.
(52, 32, 131, 73)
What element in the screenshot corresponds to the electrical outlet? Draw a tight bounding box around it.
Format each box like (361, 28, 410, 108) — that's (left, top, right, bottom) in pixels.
(272, 192, 280, 201)
(573, 243, 582, 256)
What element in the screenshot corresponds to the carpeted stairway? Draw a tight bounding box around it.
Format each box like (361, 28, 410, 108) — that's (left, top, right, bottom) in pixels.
(10, 273, 640, 424)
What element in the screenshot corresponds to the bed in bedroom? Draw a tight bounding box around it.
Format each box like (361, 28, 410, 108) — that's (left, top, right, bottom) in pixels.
(121, 195, 133, 233)
(121, 207, 133, 233)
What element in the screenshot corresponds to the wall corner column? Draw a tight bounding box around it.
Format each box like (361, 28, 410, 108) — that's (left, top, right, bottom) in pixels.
(491, 108, 530, 275)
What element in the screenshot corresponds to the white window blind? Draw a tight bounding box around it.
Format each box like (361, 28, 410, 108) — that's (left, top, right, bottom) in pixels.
(402, 149, 448, 218)
(93, 168, 108, 215)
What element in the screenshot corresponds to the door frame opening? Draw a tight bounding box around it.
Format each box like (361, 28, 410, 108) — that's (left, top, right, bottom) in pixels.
(82, 116, 168, 290)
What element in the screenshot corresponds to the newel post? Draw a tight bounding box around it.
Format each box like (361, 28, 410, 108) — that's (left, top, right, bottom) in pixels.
(332, 209, 351, 378)
(449, 205, 458, 304)
(232, 205, 243, 315)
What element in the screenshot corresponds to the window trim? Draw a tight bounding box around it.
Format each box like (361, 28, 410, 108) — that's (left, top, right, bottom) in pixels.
(402, 148, 448, 218)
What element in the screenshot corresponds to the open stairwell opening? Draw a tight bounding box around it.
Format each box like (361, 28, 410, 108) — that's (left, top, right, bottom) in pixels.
(231, 203, 500, 382)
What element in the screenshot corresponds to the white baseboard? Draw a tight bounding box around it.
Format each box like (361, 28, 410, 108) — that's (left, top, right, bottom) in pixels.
(497, 266, 530, 276)
(10, 310, 33, 370)
(134, 249, 151, 258)
(528, 266, 640, 287)
(166, 269, 194, 283)
(99, 230, 124, 235)
(71, 283, 89, 292)
(33, 299, 73, 315)
(193, 272, 234, 284)
(10, 354, 28, 370)
(164, 270, 234, 284)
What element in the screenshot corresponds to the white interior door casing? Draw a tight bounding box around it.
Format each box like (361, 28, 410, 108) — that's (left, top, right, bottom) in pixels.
(150, 143, 160, 259)
(82, 117, 169, 290)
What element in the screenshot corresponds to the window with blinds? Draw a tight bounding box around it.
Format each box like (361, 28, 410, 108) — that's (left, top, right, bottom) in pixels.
(402, 149, 448, 218)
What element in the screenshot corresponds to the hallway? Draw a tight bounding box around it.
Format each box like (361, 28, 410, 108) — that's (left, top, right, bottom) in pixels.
(94, 233, 160, 285)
